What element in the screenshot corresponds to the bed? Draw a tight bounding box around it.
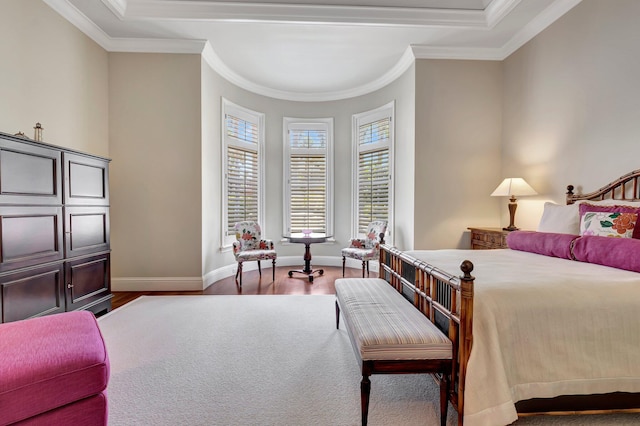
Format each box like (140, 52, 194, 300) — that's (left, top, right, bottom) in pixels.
(378, 169, 640, 426)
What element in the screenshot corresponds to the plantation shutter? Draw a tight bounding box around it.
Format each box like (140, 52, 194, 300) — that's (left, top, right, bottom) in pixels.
(357, 117, 390, 234)
(226, 114, 259, 235)
(289, 129, 327, 233)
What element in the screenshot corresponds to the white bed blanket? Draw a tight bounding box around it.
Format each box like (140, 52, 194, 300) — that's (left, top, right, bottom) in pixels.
(406, 249, 640, 426)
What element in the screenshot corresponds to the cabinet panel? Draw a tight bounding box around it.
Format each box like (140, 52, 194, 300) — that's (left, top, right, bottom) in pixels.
(65, 206, 110, 258)
(64, 153, 109, 206)
(65, 253, 111, 313)
(0, 137, 62, 205)
(0, 206, 64, 272)
(1, 262, 65, 323)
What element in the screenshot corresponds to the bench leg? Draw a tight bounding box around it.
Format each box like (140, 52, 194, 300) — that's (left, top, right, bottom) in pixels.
(335, 301, 341, 329)
(361, 375, 371, 426)
(440, 373, 449, 426)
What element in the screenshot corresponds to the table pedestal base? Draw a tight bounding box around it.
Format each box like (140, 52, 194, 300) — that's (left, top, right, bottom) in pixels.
(288, 268, 324, 283)
(288, 240, 324, 282)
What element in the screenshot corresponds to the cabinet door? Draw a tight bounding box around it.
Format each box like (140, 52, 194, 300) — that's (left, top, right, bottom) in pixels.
(0, 136, 62, 205)
(0, 206, 64, 272)
(65, 252, 111, 313)
(63, 152, 109, 206)
(65, 206, 110, 258)
(1, 262, 65, 323)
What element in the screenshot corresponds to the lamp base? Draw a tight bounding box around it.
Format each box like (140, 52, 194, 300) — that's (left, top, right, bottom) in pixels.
(503, 226, 519, 232)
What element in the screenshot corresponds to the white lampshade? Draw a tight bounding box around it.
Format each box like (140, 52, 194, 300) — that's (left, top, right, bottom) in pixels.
(491, 178, 537, 197)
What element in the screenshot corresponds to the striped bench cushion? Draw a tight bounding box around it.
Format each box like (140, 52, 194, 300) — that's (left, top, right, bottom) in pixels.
(335, 278, 452, 361)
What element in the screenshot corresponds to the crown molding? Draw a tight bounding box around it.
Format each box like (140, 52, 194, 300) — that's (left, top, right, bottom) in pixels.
(101, 0, 127, 18)
(101, 0, 524, 28)
(411, 44, 505, 61)
(500, 0, 583, 58)
(485, 0, 522, 28)
(121, 0, 488, 27)
(43, 0, 113, 49)
(110, 37, 207, 53)
(412, 0, 583, 61)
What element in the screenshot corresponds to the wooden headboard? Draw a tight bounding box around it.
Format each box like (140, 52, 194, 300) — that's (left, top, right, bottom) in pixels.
(566, 169, 640, 204)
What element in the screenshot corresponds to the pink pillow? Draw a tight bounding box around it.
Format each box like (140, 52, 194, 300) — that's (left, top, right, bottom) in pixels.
(506, 231, 578, 259)
(572, 235, 640, 273)
(579, 203, 640, 238)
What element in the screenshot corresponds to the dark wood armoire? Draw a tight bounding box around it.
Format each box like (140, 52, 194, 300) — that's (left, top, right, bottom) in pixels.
(0, 131, 111, 323)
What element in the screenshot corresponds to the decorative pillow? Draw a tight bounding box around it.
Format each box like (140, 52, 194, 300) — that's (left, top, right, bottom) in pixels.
(506, 231, 578, 260)
(536, 202, 580, 235)
(580, 211, 638, 238)
(578, 203, 640, 239)
(572, 235, 640, 273)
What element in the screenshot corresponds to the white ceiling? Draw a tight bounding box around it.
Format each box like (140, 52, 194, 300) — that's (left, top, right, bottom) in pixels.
(44, 0, 582, 101)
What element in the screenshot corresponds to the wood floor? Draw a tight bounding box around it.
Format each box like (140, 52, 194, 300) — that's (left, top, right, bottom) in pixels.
(111, 265, 377, 310)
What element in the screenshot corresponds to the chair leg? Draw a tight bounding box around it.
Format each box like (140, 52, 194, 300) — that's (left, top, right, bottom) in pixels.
(366, 260, 370, 277)
(272, 259, 276, 282)
(361, 261, 366, 278)
(335, 301, 341, 329)
(342, 256, 346, 276)
(237, 262, 243, 287)
(258, 260, 262, 276)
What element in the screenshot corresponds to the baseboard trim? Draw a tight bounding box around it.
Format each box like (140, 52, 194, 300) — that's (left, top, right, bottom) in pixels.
(111, 277, 204, 292)
(113, 256, 380, 291)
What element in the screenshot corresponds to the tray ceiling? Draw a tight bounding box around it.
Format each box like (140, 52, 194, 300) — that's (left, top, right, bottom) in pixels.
(45, 0, 582, 101)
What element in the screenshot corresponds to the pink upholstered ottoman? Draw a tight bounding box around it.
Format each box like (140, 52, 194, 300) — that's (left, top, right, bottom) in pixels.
(0, 311, 110, 426)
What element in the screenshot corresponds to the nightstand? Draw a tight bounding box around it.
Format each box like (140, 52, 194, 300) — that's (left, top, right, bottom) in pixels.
(468, 227, 510, 249)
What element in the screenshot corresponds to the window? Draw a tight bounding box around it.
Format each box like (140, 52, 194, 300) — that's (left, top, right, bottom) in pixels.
(352, 102, 394, 236)
(222, 99, 264, 247)
(283, 118, 334, 236)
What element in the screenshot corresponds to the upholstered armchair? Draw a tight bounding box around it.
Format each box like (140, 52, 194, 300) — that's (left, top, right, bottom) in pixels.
(233, 221, 277, 287)
(341, 220, 388, 277)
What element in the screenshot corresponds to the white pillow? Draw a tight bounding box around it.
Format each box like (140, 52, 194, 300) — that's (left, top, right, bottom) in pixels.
(536, 202, 580, 235)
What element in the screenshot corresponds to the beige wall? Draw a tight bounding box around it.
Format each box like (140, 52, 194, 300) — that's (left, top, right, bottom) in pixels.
(414, 60, 503, 249)
(502, 0, 640, 230)
(0, 0, 109, 157)
(109, 53, 203, 285)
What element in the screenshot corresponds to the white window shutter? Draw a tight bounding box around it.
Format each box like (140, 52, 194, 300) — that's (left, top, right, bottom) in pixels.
(353, 103, 393, 237)
(223, 102, 263, 239)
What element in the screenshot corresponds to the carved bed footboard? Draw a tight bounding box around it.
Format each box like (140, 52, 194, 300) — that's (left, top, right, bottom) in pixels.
(379, 244, 474, 425)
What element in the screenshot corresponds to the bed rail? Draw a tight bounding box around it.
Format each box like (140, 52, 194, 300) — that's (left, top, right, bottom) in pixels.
(379, 244, 474, 424)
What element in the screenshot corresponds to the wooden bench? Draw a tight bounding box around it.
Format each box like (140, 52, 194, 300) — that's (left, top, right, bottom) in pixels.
(334, 278, 453, 426)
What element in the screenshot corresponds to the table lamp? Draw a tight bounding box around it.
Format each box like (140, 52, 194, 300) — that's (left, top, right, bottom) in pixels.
(491, 178, 537, 231)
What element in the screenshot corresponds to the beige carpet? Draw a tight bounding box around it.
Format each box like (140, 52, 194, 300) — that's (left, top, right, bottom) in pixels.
(98, 295, 640, 425)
